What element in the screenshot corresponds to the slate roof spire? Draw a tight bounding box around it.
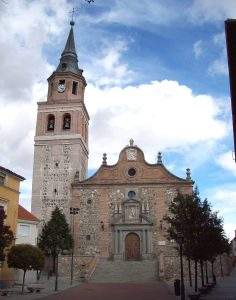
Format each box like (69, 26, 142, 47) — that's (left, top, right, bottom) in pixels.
(56, 21, 83, 75)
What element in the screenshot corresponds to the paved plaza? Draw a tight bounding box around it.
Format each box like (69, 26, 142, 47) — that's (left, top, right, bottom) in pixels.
(202, 267, 236, 300)
(38, 282, 175, 300)
(2, 267, 236, 300)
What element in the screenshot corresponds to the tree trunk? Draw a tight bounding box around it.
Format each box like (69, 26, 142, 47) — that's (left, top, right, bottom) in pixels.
(205, 261, 209, 284)
(200, 260, 204, 287)
(21, 270, 26, 294)
(219, 255, 223, 277)
(53, 255, 56, 274)
(211, 260, 216, 283)
(36, 270, 41, 281)
(188, 258, 192, 287)
(194, 260, 198, 292)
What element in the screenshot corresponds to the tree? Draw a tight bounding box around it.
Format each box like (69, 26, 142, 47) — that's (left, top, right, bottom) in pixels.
(164, 190, 202, 290)
(164, 187, 228, 292)
(38, 207, 73, 273)
(0, 208, 14, 263)
(7, 244, 44, 293)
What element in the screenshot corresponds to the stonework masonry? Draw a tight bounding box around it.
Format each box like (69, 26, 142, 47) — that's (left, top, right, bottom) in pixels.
(70, 145, 193, 280)
(31, 22, 233, 283)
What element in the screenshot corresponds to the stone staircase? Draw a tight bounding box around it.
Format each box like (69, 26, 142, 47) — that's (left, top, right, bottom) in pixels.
(91, 258, 158, 283)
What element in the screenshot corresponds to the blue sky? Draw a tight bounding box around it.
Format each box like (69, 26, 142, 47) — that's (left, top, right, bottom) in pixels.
(0, 0, 236, 238)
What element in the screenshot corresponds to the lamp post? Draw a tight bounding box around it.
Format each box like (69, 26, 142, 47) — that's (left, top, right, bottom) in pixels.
(177, 233, 185, 300)
(70, 207, 79, 285)
(54, 248, 60, 291)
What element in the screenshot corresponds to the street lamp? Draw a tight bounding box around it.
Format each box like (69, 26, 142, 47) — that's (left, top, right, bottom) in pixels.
(55, 247, 60, 291)
(70, 207, 80, 285)
(177, 232, 185, 300)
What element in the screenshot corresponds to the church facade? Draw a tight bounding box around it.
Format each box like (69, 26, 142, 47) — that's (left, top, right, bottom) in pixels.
(71, 142, 193, 280)
(31, 22, 194, 280)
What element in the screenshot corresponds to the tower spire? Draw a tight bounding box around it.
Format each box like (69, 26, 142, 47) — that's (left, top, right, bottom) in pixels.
(56, 21, 83, 75)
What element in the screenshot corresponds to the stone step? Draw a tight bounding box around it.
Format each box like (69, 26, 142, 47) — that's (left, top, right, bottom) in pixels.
(91, 259, 158, 283)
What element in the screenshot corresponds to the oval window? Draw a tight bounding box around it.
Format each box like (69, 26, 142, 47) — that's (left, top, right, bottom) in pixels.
(128, 168, 136, 177)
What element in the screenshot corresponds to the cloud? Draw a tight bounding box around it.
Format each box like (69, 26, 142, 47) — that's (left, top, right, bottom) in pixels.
(84, 40, 134, 87)
(208, 32, 228, 76)
(86, 80, 227, 170)
(90, 0, 180, 28)
(216, 151, 236, 176)
(189, 0, 236, 23)
(193, 40, 204, 59)
(205, 184, 236, 239)
(0, 0, 69, 103)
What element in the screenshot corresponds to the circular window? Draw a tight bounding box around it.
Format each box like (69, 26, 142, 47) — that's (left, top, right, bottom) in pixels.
(87, 199, 92, 204)
(128, 168, 136, 177)
(128, 191, 136, 199)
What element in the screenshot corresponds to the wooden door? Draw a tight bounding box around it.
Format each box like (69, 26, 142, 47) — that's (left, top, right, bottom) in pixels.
(125, 233, 140, 260)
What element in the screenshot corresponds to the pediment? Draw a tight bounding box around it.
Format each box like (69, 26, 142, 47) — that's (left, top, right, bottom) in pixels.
(73, 144, 192, 187)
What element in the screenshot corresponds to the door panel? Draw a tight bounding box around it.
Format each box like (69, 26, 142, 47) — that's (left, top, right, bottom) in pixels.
(125, 233, 140, 260)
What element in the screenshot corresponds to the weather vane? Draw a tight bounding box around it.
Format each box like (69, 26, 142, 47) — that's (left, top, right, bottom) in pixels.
(69, 0, 94, 24)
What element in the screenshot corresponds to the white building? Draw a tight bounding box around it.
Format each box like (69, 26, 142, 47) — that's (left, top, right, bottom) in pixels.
(16, 205, 39, 246)
(231, 230, 236, 260)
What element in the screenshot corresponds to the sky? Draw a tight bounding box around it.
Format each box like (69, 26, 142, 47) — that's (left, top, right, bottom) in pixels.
(0, 0, 236, 239)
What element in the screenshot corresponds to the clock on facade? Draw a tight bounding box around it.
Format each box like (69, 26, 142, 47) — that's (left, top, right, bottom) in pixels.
(126, 149, 137, 161)
(58, 81, 65, 93)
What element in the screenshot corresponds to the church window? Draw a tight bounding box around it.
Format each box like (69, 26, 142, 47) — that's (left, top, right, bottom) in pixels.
(128, 168, 136, 177)
(86, 235, 91, 241)
(128, 191, 136, 199)
(72, 81, 78, 95)
(63, 113, 71, 130)
(47, 114, 55, 131)
(61, 63, 67, 70)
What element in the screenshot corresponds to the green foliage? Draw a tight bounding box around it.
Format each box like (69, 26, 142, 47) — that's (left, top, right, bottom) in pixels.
(7, 244, 44, 293)
(7, 244, 44, 271)
(164, 187, 229, 262)
(38, 206, 73, 257)
(0, 208, 14, 262)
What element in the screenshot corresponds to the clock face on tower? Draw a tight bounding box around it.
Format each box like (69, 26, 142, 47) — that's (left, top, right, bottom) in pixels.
(58, 81, 65, 93)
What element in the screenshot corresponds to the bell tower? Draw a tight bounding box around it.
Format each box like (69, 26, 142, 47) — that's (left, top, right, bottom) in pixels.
(31, 21, 89, 222)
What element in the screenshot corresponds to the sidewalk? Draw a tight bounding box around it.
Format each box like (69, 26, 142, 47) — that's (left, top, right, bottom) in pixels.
(202, 267, 236, 300)
(0, 274, 81, 300)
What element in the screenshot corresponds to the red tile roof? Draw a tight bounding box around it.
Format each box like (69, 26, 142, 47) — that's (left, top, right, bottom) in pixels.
(18, 205, 39, 222)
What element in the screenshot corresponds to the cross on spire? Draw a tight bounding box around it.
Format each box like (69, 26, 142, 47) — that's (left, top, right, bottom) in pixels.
(69, 1, 94, 25)
(69, 7, 79, 24)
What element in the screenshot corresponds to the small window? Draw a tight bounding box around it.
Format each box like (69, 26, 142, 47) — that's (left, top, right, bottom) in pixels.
(128, 191, 136, 199)
(19, 224, 30, 237)
(72, 81, 78, 95)
(59, 79, 65, 85)
(128, 168, 136, 177)
(47, 114, 55, 131)
(87, 199, 92, 204)
(0, 173, 5, 185)
(61, 63, 67, 70)
(63, 113, 71, 130)
(86, 235, 91, 241)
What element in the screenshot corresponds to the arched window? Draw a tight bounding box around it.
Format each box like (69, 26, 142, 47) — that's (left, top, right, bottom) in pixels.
(47, 114, 55, 131)
(63, 113, 71, 130)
